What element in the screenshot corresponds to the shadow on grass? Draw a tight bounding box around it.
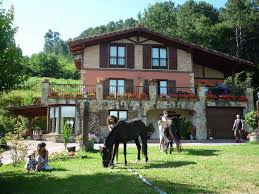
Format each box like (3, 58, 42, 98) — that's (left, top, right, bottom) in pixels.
(182, 148, 220, 156)
(0, 170, 216, 194)
(114, 160, 196, 170)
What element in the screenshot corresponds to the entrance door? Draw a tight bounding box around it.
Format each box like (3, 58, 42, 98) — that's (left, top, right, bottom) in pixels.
(206, 107, 243, 139)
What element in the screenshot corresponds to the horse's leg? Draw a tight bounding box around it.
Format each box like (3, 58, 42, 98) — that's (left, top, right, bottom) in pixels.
(110, 143, 119, 166)
(165, 141, 169, 154)
(140, 132, 148, 162)
(134, 138, 141, 161)
(123, 143, 127, 166)
(169, 140, 173, 154)
(169, 126, 181, 153)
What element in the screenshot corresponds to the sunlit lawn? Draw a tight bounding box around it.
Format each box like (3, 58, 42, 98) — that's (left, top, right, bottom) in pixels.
(1, 144, 259, 194)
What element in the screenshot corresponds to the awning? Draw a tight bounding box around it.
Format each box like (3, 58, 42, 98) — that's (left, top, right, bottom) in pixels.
(8, 104, 47, 118)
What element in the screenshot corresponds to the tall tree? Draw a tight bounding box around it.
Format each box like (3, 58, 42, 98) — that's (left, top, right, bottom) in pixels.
(140, 1, 177, 37)
(44, 29, 70, 56)
(176, 0, 219, 48)
(220, 0, 257, 57)
(0, 2, 25, 94)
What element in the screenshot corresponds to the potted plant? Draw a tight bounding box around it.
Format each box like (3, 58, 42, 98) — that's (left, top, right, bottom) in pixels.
(245, 111, 259, 143)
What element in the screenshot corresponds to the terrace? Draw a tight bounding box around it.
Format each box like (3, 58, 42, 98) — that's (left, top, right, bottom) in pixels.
(46, 81, 248, 104)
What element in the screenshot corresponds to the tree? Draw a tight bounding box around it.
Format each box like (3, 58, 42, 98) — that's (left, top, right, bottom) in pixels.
(175, 0, 219, 48)
(140, 1, 178, 37)
(79, 18, 138, 38)
(0, 3, 25, 94)
(220, 0, 258, 57)
(28, 53, 62, 78)
(44, 29, 70, 56)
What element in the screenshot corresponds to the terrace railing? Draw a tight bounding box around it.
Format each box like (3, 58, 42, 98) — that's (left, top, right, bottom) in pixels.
(103, 85, 149, 100)
(205, 86, 247, 101)
(48, 84, 96, 98)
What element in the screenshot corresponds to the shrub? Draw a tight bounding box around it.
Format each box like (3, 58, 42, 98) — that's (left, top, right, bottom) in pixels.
(245, 111, 258, 131)
(62, 123, 72, 151)
(5, 129, 28, 166)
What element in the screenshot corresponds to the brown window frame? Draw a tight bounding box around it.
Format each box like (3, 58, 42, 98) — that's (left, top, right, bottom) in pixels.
(157, 79, 168, 96)
(109, 44, 126, 68)
(152, 47, 168, 69)
(109, 79, 125, 96)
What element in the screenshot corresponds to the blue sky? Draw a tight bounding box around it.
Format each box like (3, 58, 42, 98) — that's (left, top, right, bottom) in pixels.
(3, 0, 227, 56)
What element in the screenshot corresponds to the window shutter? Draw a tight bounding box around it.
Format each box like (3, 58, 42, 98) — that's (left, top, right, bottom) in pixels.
(100, 43, 109, 68)
(125, 79, 134, 93)
(126, 44, 134, 69)
(143, 45, 152, 69)
(168, 80, 176, 94)
(169, 47, 177, 70)
(103, 79, 110, 98)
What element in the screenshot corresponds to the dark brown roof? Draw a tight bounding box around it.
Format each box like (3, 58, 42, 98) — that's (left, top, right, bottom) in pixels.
(8, 104, 47, 117)
(68, 26, 253, 75)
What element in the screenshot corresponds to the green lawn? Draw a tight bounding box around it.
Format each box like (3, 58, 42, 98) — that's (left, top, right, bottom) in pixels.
(1, 144, 259, 194)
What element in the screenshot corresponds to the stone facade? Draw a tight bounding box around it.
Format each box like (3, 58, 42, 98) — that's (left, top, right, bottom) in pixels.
(43, 81, 254, 141)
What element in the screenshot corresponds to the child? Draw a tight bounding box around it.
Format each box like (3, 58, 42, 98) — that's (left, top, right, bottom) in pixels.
(25, 151, 37, 173)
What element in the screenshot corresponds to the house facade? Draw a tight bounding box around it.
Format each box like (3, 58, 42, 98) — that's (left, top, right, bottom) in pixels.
(40, 27, 254, 142)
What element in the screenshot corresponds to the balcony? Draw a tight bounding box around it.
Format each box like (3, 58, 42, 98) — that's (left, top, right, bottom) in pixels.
(47, 83, 197, 102)
(44, 81, 250, 109)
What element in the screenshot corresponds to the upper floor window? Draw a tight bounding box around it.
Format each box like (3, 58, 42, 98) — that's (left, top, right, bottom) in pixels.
(109, 79, 125, 95)
(109, 45, 126, 67)
(152, 47, 168, 69)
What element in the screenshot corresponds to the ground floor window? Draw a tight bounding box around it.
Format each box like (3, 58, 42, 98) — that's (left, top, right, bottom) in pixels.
(109, 110, 128, 120)
(48, 105, 75, 134)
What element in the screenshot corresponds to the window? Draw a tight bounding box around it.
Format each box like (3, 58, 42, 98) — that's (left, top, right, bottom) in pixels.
(152, 47, 168, 69)
(60, 106, 76, 134)
(49, 107, 60, 133)
(109, 45, 126, 67)
(158, 80, 168, 96)
(109, 79, 125, 96)
(109, 110, 128, 120)
(49, 106, 75, 134)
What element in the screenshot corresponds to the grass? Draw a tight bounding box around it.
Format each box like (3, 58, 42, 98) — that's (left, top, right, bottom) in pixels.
(0, 144, 259, 194)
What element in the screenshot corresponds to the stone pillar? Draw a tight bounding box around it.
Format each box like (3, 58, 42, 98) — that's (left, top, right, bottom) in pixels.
(96, 82, 103, 101)
(245, 88, 254, 112)
(195, 87, 207, 140)
(149, 81, 157, 101)
(75, 101, 82, 135)
(41, 79, 49, 104)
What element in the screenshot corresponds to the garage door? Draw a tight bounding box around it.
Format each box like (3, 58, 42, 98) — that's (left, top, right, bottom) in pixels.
(206, 107, 243, 139)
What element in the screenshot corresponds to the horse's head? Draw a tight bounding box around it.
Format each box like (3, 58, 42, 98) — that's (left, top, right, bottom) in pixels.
(99, 146, 112, 168)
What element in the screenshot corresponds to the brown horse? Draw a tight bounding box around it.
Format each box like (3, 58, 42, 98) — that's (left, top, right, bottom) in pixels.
(100, 119, 154, 168)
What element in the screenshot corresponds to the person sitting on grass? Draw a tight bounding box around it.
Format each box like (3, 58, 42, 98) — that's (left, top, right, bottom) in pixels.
(25, 142, 53, 173)
(35, 142, 53, 171)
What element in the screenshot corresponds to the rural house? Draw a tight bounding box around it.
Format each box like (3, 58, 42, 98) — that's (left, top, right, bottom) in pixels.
(12, 27, 254, 142)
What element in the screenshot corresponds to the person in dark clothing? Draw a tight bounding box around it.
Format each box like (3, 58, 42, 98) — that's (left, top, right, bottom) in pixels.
(232, 114, 244, 143)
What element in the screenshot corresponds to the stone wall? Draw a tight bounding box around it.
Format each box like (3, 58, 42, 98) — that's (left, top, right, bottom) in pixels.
(44, 80, 253, 141)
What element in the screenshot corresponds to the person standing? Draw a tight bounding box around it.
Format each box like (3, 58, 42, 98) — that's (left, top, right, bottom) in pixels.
(106, 115, 119, 162)
(232, 114, 244, 143)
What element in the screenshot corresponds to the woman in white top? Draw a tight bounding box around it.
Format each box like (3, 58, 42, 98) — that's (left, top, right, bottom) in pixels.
(106, 115, 119, 162)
